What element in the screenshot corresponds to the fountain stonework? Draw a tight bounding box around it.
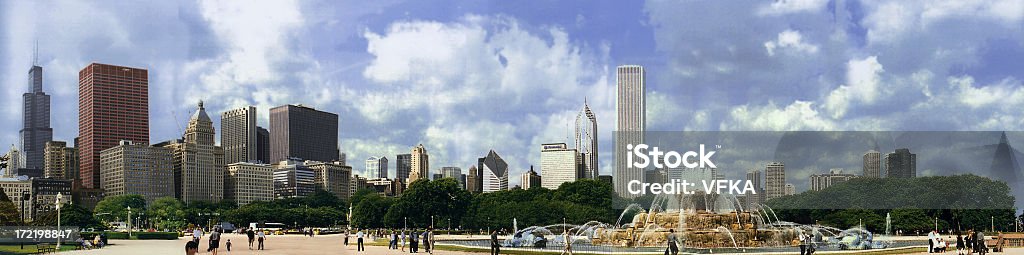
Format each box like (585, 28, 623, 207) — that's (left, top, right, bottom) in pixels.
(592, 210, 799, 248)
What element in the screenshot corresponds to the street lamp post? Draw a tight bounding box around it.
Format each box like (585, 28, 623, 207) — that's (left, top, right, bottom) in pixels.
(56, 193, 63, 250)
(127, 206, 132, 238)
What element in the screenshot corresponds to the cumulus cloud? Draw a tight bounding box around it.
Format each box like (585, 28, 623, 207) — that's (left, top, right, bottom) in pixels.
(823, 56, 885, 119)
(722, 101, 835, 131)
(758, 0, 830, 16)
(764, 29, 820, 56)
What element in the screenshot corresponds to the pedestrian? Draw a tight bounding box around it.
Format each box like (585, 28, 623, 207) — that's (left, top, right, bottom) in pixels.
(226, 239, 232, 253)
(410, 230, 419, 253)
(491, 230, 500, 255)
(208, 227, 222, 255)
(193, 228, 204, 243)
(257, 229, 266, 250)
(928, 230, 936, 253)
(185, 239, 199, 255)
(798, 232, 808, 255)
(976, 231, 986, 255)
(422, 229, 431, 254)
(957, 233, 965, 255)
(429, 229, 435, 255)
(562, 230, 573, 255)
(967, 229, 975, 254)
(391, 230, 398, 249)
(356, 228, 365, 252)
(400, 230, 406, 251)
(246, 228, 255, 250)
(344, 230, 350, 247)
(665, 228, 679, 255)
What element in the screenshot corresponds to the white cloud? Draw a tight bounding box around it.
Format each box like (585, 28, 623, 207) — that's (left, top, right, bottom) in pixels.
(862, 0, 1024, 44)
(758, 0, 829, 16)
(823, 56, 885, 119)
(764, 29, 819, 56)
(721, 101, 835, 131)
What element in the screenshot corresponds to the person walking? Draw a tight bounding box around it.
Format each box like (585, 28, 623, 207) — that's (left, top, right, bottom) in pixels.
(246, 228, 255, 250)
(257, 229, 266, 251)
(491, 230, 500, 255)
(928, 230, 936, 253)
(356, 228, 365, 252)
(392, 230, 399, 249)
(422, 229, 431, 254)
(344, 230, 350, 247)
(967, 229, 975, 254)
(193, 228, 204, 243)
(957, 233, 965, 255)
(410, 230, 419, 253)
(561, 230, 573, 255)
(429, 229, 436, 255)
(226, 239, 232, 253)
(185, 239, 199, 255)
(207, 227, 222, 255)
(798, 231, 808, 255)
(400, 230, 407, 252)
(976, 230, 986, 255)
(665, 228, 679, 255)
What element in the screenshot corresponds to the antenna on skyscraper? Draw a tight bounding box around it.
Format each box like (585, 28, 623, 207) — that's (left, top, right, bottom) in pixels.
(32, 39, 38, 66)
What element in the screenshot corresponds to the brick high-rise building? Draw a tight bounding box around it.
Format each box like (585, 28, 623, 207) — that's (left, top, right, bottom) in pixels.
(269, 104, 338, 163)
(78, 63, 149, 189)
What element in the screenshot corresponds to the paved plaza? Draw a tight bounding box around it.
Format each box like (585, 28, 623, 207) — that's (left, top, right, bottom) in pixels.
(52, 233, 1024, 255)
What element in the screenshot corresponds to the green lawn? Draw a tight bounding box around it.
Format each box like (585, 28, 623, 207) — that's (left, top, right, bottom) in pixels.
(0, 244, 78, 255)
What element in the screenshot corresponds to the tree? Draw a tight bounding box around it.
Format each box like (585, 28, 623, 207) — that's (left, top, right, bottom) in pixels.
(0, 188, 21, 225)
(32, 204, 102, 229)
(352, 193, 393, 228)
(93, 194, 147, 223)
(387, 178, 472, 229)
(148, 197, 187, 230)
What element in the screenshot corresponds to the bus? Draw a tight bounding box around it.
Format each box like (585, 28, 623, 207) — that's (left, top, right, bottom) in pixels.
(249, 222, 287, 234)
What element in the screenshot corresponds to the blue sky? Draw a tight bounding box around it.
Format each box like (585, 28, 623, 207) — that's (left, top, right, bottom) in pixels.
(1, 0, 1023, 189)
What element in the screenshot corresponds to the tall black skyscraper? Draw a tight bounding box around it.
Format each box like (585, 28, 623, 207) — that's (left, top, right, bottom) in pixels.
(396, 153, 411, 181)
(269, 104, 338, 163)
(20, 60, 53, 170)
(256, 126, 270, 164)
(885, 148, 916, 178)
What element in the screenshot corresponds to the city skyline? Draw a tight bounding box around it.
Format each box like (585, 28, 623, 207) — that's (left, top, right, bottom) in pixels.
(2, 1, 1024, 188)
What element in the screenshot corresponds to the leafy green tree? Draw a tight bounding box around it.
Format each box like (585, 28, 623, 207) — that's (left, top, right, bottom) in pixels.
(93, 194, 146, 223)
(32, 204, 102, 229)
(352, 193, 393, 228)
(0, 187, 20, 225)
(148, 197, 187, 230)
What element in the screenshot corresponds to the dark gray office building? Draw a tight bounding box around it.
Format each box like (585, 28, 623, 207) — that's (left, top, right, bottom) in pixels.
(20, 64, 53, 170)
(256, 126, 270, 164)
(269, 105, 338, 163)
(396, 153, 411, 181)
(885, 148, 916, 178)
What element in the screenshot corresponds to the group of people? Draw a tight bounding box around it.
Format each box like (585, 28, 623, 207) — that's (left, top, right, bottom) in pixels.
(345, 228, 435, 253)
(798, 232, 815, 255)
(186, 227, 269, 255)
(944, 230, 987, 255)
(76, 233, 107, 250)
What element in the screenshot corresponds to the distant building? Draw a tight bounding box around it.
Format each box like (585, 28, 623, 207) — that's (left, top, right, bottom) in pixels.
(809, 168, 858, 191)
(575, 100, 599, 179)
(307, 160, 352, 199)
(521, 166, 541, 189)
(225, 162, 274, 206)
(221, 106, 258, 164)
(99, 140, 174, 203)
(784, 183, 796, 196)
(540, 143, 579, 190)
(745, 169, 764, 208)
(0, 179, 33, 221)
(885, 148, 916, 178)
(4, 146, 22, 177)
(273, 160, 316, 199)
(43, 141, 77, 179)
(338, 152, 347, 166)
(765, 162, 786, 200)
(31, 178, 72, 220)
(20, 64, 52, 170)
(365, 156, 388, 179)
(478, 150, 509, 193)
(78, 63, 149, 189)
(615, 65, 646, 198)
(163, 102, 224, 203)
(465, 166, 480, 193)
(256, 126, 270, 164)
(440, 166, 463, 188)
(269, 104, 339, 163)
(396, 154, 411, 182)
(863, 150, 881, 178)
(367, 178, 401, 197)
(408, 145, 429, 183)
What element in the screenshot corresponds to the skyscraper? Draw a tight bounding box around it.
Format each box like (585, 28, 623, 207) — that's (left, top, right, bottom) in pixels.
(408, 144, 429, 183)
(365, 156, 389, 179)
(20, 63, 52, 170)
(575, 100, 598, 179)
(269, 104, 339, 162)
(809, 168, 858, 191)
(307, 160, 352, 199)
(885, 148, 916, 178)
(745, 169, 764, 209)
(540, 143, 579, 190)
(863, 150, 881, 178)
(615, 65, 646, 198)
(521, 166, 541, 190)
(221, 106, 257, 164)
(765, 162, 785, 200)
(43, 141, 77, 179)
(465, 165, 480, 193)
(99, 140, 174, 203)
(396, 154, 411, 181)
(478, 150, 509, 193)
(256, 126, 269, 164)
(273, 160, 316, 199)
(78, 63, 149, 189)
(165, 102, 223, 203)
